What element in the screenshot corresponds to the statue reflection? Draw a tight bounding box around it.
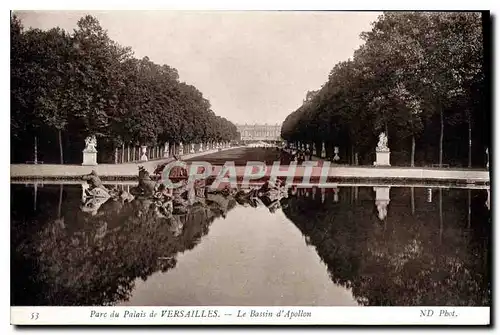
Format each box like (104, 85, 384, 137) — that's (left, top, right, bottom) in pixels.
(373, 186, 391, 221)
(333, 187, 339, 203)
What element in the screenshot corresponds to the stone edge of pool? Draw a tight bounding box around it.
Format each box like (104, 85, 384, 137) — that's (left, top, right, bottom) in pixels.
(10, 170, 490, 186)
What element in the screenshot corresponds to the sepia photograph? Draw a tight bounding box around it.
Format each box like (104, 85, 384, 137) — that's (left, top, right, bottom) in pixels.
(9, 7, 491, 326)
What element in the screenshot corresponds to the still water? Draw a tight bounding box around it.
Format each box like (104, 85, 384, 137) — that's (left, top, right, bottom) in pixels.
(11, 182, 491, 306)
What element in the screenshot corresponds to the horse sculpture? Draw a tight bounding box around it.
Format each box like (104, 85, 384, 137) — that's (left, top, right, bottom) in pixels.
(134, 166, 158, 197)
(82, 170, 110, 199)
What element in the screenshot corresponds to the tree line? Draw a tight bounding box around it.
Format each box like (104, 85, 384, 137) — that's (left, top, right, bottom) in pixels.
(281, 12, 489, 168)
(11, 14, 239, 164)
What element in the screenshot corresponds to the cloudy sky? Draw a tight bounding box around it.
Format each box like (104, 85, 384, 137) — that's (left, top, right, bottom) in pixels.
(14, 10, 381, 125)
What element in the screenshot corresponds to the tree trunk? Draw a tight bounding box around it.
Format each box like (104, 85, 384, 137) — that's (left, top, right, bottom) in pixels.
(351, 145, 355, 165)
(121, 144, 125, 163)
(411, 135, 415, 167)
(58, 184, 63, 219)
(33, 183, 38, 211)
(468, 113, 472, 168)
(467, 189, 471, 229)
(34, 136, 38, 164)
(411, 187, 415, 215)
(439, 109, 444, 167)
(58, 129, 64, 164)
(439, 188, 443, 244)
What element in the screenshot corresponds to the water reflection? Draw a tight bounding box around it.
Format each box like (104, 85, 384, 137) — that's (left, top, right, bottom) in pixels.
(281, 186, 491, 306)
(11, 180, 491, 306)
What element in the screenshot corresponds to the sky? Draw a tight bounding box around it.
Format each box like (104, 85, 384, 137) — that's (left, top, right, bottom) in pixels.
(14, 10, 381, 125)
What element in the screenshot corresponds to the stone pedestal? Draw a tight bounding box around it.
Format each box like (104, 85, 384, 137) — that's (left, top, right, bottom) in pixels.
(374, 150, 391, 166)
(140, 146, 148, 161)
(82, 150, 97, 166)
(374, 186, 391, 220)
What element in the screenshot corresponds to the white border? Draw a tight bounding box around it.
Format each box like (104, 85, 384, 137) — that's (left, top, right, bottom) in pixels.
(6, 0, 498, 10)
(3, 1, 498, 334)
(10, 306, 491, 326)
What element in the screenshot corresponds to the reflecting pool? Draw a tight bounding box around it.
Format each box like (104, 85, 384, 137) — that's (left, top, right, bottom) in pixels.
(11, 181, 491, 306)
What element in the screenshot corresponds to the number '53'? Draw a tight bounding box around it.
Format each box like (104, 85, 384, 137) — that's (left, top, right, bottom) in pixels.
(30, 313, 39, 320)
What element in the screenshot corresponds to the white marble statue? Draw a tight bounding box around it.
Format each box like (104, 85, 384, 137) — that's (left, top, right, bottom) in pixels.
(84, 135, 97, 152)
(140, 145, 148, 161)
(377, 132, 388, 151)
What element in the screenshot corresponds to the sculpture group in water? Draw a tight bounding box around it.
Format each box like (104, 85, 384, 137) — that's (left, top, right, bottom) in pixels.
(80, 162, 289, 218)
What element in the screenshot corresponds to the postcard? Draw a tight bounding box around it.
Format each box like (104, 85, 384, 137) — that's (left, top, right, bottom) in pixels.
(10, 9, 491, 326)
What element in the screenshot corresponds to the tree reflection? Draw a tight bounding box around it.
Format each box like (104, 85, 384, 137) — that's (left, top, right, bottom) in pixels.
(11, 180, 282, 306)
(11, 183, 490, 307)
(281, 187, 491, 306)
(11, 182, 238, 306)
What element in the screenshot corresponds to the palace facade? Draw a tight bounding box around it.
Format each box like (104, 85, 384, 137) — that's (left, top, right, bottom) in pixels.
(236, 123, 282, 141)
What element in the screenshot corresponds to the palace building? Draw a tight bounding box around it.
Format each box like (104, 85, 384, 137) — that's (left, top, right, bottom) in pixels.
(236, 123, 282, 141)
